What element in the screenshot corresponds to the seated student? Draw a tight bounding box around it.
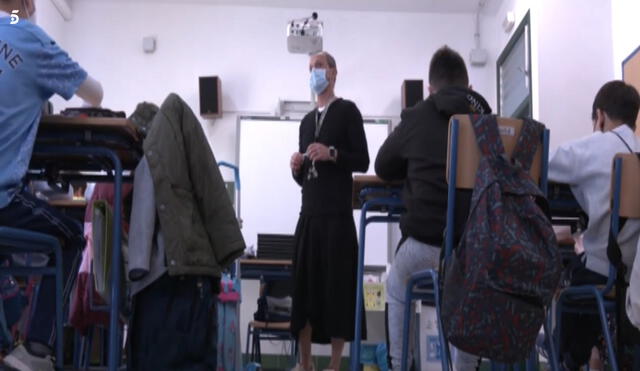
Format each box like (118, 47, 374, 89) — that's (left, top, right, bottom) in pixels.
(548, 80, 640, 370)
(375, 45, 491, 371)
(0, 1, 103, 370)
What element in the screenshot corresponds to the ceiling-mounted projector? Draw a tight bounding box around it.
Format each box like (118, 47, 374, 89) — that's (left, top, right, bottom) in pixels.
(287, 12, 323, 54)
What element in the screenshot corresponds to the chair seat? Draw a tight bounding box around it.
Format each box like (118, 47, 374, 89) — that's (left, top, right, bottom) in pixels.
(246, 320, 296, 366)
(249, 321, 290, 330)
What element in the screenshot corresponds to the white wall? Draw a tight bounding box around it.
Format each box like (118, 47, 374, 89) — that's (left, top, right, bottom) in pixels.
(536, 0, 614, 149)
(611, 0, 640, 79)
(35, 0, 67, 42)
(45, 1, 492, 168)
(482, 0, 615, 149)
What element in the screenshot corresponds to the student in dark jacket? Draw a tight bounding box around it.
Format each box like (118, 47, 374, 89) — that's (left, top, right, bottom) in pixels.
(375, 46, 491, 371)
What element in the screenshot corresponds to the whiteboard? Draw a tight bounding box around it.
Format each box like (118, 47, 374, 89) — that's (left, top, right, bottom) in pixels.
(237, 116, 391, 267)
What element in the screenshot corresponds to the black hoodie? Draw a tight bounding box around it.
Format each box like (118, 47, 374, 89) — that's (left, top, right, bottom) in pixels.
(375, 86, 492, 247)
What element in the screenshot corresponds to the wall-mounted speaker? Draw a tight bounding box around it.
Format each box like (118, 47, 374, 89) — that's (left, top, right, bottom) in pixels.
(401, 79, 424, 110)
(199, 76, 222, 118)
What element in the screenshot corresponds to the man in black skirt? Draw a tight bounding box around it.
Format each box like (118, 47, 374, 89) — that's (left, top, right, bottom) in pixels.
(289, 51, 369, 371)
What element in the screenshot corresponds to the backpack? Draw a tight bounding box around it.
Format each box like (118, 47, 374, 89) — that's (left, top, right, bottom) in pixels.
(253, 279, 292, 323)
(441, 115, 563, 362)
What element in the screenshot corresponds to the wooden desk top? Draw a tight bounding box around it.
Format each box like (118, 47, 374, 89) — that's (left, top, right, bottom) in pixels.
(48, 199, 88, 208)
(39, 115, 140, 142)
(32, 115, 143, 171)
(352, 175, 403, 209)
(353, 175, 402, 187)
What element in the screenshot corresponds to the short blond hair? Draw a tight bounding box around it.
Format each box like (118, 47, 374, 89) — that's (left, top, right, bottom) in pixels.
(313, 51, 336, 69)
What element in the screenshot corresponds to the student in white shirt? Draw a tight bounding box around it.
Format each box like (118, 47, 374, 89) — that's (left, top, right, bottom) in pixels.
(548, 80, 640, 370)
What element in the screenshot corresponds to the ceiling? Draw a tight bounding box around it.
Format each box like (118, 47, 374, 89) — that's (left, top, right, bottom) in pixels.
(75, 0, 503, 14)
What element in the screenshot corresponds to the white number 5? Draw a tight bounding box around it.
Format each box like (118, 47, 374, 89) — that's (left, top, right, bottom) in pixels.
(10, 10, 19, 25)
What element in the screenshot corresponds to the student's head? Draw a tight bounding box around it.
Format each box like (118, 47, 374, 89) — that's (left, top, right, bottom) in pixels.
(309, 51, 337, 95)
(428, 46, 469, 94)
(0, 0, 35, 20)
(591, 80, 640, 132)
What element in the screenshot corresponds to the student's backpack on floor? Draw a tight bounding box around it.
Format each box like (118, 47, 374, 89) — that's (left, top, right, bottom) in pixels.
(441, 115, 563, 362)
(253, 279, 292, 323)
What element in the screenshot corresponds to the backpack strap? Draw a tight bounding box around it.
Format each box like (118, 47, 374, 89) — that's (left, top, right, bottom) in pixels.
(611, 130, 634, 154)
(511, 118, 544, 172)
(470, 114, 506, 160)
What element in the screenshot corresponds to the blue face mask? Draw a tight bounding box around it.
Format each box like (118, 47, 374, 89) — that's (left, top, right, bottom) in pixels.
(310, 68, 329, 95)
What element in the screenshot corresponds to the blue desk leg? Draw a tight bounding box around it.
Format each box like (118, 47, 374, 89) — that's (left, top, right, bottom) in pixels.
(106, 150, 123, 371)
(33, 146, 127, 371)
(351, 203, 369, 371)
(55, 241, 63, 370)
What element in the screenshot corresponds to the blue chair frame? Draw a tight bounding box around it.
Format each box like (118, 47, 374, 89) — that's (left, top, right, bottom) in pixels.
(439, 117, 555, 371)
(401, 269, 449, 371)
(218, 161, 242, 216)
(550, 156, 628, 371)
(350, 187, 402, 371)
(0, 227, 64, 370)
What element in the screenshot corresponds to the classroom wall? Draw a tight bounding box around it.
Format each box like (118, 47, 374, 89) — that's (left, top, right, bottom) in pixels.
(481, 0, 615, 149)
(46, 0, 494, 167)
(536, 0, 614, 149)
(611, 0, 640, 79)
(35, 0, 67, 42)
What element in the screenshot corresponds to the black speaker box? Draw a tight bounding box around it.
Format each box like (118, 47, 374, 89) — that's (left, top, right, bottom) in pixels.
(402, 80, 424, 109)
(199, 76, 222, 118)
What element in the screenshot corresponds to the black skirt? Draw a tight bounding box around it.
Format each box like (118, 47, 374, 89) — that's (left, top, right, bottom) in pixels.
(290, 213, 366, 343)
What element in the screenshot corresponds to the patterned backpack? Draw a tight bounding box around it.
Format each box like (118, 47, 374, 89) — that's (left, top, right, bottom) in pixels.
(441, 115, 562, 362)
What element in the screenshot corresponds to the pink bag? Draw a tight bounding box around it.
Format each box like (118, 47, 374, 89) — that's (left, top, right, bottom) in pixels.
(68, 223, 109, 335)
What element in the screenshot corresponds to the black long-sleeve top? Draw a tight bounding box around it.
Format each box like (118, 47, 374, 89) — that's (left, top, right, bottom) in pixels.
(293, 98, 369, 215)
(375, 87, 491, 246)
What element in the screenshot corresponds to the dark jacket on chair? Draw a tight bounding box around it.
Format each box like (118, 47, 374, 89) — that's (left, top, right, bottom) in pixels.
(375, 87, 491, 247)
(143, 93, 245, 277)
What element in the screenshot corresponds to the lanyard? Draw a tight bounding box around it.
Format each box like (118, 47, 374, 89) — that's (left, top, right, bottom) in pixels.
(315, 98, 336, 139)
(611, 130, 635, 154)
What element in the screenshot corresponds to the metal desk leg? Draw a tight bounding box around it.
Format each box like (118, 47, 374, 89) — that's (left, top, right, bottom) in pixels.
(55, 242, 63, 370)
(350, 203, 369, 371)
(33, 145, 126, 370)
(105, 150, 123, 371)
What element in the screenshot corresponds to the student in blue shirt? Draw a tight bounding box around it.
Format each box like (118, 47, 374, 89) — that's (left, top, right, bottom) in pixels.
(0, 1, 102, 370)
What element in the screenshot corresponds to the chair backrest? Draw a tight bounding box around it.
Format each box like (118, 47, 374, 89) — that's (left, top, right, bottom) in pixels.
(446, 114, 543, 189)
(444, 114, 550, 257)
(612, 153, 640, 220)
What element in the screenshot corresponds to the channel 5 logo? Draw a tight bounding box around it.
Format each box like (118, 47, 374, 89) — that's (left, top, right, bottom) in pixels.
(10, 10, 19, 25)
